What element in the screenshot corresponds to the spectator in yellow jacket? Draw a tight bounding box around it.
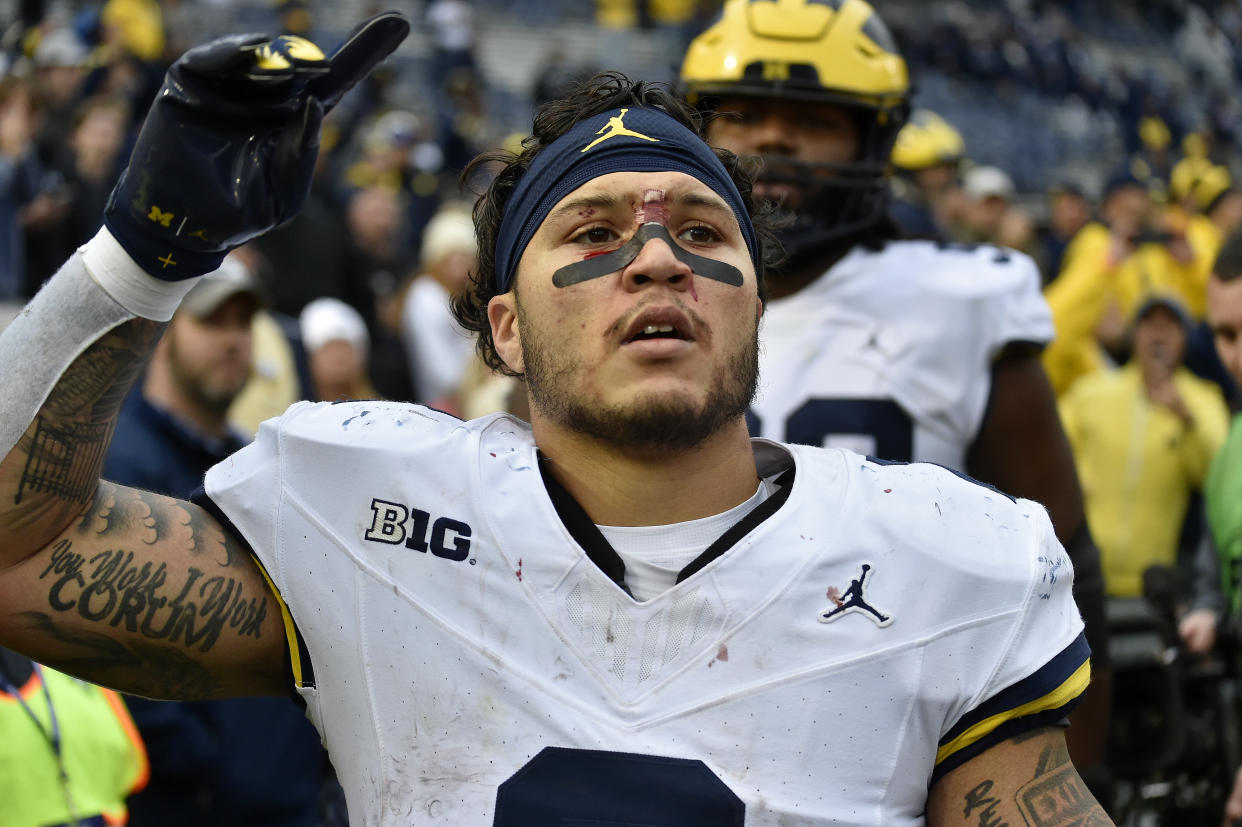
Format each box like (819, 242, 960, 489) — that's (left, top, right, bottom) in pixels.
(1059, 292, 1230, 597)
(1044, 175, 1215, 396)
(0, 647, 147, 826)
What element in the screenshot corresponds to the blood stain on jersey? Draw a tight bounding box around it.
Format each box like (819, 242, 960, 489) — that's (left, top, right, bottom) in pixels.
(708, 644, 729, 667)
(515, 558, 523, 582)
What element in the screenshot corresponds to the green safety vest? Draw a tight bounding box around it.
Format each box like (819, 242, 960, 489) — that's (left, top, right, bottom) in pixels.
(0, 665, 147, 826)
(1208, 414, 1242, 614)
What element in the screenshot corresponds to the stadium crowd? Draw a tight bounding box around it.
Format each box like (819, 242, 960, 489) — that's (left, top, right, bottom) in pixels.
(2, 0, 1242, 823)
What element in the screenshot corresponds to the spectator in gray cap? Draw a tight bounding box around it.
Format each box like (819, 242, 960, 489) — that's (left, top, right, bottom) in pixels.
(103, 255, 340, 826)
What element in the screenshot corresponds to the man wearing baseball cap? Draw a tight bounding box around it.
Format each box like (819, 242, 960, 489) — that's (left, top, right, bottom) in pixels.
(1059, 291, 1230, 598)
(104, 257, 334, 825)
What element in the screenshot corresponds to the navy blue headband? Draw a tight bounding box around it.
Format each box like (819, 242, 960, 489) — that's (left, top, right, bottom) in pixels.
(494, 106, 759, 292)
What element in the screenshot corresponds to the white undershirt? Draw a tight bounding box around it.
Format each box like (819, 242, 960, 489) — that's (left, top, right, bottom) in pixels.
(598, 477, 779, 602)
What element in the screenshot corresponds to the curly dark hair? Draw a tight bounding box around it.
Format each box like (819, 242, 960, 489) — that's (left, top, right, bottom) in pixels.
(451, 71, 783, 377)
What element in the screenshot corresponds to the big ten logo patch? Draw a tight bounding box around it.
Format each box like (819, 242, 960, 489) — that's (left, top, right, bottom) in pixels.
(365, 498, 473, 561)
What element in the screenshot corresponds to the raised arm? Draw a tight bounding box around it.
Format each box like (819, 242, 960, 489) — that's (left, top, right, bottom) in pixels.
(0, 15, 408, 699)
(0, 314, 285, 698)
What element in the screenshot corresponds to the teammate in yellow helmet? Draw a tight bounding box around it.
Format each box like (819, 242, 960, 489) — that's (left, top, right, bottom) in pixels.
(682, 0, 1111, 773)
(890, 108, 968, 238)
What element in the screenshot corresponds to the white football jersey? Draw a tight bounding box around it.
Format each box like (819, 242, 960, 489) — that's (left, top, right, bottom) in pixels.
(753, 240, 1053, 467)
(205, 402, 1087, 827)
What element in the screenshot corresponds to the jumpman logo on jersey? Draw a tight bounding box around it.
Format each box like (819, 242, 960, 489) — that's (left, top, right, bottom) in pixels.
(818, 563, 893, 627)
(580, 109, 660, 153)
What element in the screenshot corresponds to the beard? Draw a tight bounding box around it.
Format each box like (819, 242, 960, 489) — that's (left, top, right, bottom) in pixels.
(167, 337, 249, 417)
(519, 300, 760, 453)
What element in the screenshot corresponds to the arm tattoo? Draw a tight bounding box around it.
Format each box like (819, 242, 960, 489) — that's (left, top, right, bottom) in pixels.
(959, 733, 1111, 827)
(76, 483, 241, 566)
(962, 781, 1010, 827)
(20, 610, 222, 699)
(37, 537, 267, 650)
(16, 417, 114, 504)
(34, 487, 268, 654)
(18, 483, 269, 696)
(10, 318, 162, 510)
(40, 325, 160, 419)
(1013, 736, 1111, 826)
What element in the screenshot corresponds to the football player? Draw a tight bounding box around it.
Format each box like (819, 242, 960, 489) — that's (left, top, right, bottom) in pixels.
(889, 108, 968, 240)
(0, 18, 1110, 827)
(681, 0, 1110, 767)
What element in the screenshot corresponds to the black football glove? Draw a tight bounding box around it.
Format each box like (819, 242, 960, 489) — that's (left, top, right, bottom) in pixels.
(104, 12, 409, 279)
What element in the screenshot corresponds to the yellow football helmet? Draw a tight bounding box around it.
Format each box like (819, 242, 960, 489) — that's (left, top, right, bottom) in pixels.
(892, 109, 965, 172)
(680, 0, 910, 255)
(681, 0, 907, 110)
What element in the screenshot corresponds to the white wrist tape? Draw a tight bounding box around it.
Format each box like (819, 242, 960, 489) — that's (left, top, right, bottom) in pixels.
(82, 228, 199, 322)
(0, 228, 198, 458)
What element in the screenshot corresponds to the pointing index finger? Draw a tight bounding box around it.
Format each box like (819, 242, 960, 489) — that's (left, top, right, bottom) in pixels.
(308, 11, 411, 112)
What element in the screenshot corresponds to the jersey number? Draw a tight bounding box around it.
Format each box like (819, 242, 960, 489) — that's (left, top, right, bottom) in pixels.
(494, 747, 744, 825)
(748, 398, 914, 460)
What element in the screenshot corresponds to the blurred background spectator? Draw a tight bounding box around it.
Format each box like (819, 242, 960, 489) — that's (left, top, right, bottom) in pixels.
(300, 296, 377, 402)
(221, 246, 313, 436)
(890, 107, 968, 240)
(961, 164, 1031, 250)
(0, 645, 148, 826)
(101, 259, 340, 827)
(426, 0, 476, 87)
(400, 201, 477, 410)
(0, 73, 42, 297)
(1036, 182, 1092, 284)
(1059, 292, 1229, 599)
(1203, 230, 1242, 623)
(1042, 171, 1219, 397)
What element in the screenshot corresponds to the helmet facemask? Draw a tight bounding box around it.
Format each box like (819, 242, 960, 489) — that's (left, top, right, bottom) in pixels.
(681, 0, 910, 271)
(749, 99, 906, 265)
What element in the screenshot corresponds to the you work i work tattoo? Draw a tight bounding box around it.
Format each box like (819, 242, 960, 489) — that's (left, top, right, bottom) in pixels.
(3, 319, 272, 698)
(40, 486, 266, 647)
(22, 484, 268, 698)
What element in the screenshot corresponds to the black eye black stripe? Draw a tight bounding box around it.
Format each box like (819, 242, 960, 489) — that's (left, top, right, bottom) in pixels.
(551, 223, 744, 288)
